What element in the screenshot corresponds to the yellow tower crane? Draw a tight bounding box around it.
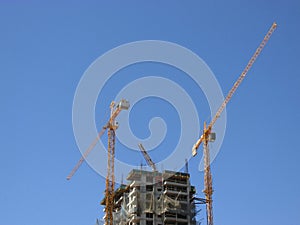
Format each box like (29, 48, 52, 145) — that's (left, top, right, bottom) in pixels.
(192, 23, 277, 225)
(67, 99, 130, 225)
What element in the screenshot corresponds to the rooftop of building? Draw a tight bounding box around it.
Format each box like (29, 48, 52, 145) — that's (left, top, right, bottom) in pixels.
(126, 169, 190, 181)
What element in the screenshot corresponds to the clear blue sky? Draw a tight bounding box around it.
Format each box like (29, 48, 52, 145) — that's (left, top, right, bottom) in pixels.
(1, 1, 300, 225)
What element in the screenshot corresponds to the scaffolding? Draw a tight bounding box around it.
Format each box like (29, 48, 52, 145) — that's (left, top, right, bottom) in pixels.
(101, 169, 201, 225)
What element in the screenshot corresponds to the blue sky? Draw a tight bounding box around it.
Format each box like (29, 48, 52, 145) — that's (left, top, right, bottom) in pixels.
(1, 1, 300, 225)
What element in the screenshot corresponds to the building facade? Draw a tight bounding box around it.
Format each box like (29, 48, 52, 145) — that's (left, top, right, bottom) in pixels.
(104, 169, 198, 225)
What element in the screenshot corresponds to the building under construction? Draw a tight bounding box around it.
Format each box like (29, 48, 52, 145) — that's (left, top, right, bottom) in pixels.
(101, 169, 200, 225)
(68, 23, 277, 225)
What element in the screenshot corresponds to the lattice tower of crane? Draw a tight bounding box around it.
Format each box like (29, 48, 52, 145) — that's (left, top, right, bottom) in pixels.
(67, 99, 130, 225)
(192, 23, 277, 225)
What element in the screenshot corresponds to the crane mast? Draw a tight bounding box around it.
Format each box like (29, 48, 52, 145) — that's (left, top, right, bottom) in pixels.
(192, 22, 277, 225)
(67, 99, 129, 225)
(202, 123, 214, 225)
(105, 101, 117, 225)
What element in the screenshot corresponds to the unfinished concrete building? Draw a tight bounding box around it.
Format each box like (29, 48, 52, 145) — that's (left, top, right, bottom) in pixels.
(102, 169, 198, 225)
